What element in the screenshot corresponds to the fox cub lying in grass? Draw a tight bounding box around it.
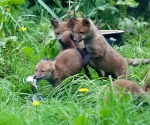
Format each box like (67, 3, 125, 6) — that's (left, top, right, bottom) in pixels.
(105, 68, 150, 99)
(34, 48, 82, 86)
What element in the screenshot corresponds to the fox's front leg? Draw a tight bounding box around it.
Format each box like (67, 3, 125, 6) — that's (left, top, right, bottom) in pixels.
(83, 53, 94, 66)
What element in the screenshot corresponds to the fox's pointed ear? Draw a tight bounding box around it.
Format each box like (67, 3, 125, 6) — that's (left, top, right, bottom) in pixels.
(144, 85, 150, 92)
(50, 20, 58, 28)
(95, 19, 102, 29)
(82, 19, 90, 27)
(67, 18, 76, 28)
(51, 60, 56, 70)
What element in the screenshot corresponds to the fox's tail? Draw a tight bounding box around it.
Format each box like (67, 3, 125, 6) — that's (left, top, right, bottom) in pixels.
(126, 58, 150, 66)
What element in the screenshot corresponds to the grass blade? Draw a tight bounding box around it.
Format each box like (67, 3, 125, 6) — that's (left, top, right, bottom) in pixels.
(37, 0, 60, 21)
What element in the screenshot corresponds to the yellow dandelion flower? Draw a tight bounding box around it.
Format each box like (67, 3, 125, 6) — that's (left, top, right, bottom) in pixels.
(33, 101, 40, 107)
(19, 27, 27, 31)
(79, 88, 88, 93)
(6, 8, 10, 12)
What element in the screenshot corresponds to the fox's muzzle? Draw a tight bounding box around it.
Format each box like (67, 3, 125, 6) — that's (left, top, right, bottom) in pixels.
(73, 38, 83, 43)
(33, 75, 42, 81)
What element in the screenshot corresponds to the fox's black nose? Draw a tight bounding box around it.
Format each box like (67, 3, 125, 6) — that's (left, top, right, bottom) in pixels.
(33, 75, 37, 79)
(58, 39, 62, 42)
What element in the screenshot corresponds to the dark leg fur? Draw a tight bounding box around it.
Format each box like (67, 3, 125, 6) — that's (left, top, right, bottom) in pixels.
(83, 53, 94, 66)
(105, 72, 117, 79)
(89, 64, 103, 77)
(79, 48, 88, 58)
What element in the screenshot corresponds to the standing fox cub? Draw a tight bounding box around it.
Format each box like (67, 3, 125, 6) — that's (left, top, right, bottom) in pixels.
(34, 49, 82, 86)
(68, 18, 150, 78)
(68, 18, 128, 78)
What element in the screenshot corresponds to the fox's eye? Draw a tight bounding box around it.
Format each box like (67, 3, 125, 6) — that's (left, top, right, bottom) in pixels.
(41, 70, 45, 72)
(79, 32, 84, 34)
(56, 32, 60, 35)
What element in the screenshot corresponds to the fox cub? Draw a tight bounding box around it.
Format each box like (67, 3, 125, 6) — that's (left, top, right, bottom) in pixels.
(68, 18, 128, 78)
(34, 49, 82, 86)
(105, 68, 150, 99)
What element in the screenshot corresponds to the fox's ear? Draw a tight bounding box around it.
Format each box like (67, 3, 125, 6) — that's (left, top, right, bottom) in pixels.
(144, 85, 150, 92)
(95, 19, 102, 29)
(51, 60, 56, 70)
(50, 20, 58, 28)
(47, 60, 55, 70)
(67, 18, 76, 28)
(82, 19, 90, 27)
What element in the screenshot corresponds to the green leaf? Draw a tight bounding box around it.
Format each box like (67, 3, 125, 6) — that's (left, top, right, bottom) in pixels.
(100, 108, 110, 118)
(98, 4, 118, 12)
(116, 0, 139, 8)
(0, 57, 4, 65)
(97, 4, 107, 11)
(75, 12, 85, 18)
(0, 30, 5, 38)
(10, 5, 21, 19)
(75, 114, 88, 125)
(10, 0, 24, 4)
(0, 0, 10, 6)
(22, 47, 34, 57)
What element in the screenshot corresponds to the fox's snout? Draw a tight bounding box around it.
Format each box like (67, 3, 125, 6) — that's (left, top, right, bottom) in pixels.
(33, 75, 43, 81)
(33, 75, 38, 79)
(58, 38, 62, 42)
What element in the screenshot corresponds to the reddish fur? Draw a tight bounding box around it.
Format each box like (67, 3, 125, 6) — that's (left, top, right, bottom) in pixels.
(50, 20, 84, 50)
(69, 18, 128, 78)
(126, 58, 150, 66)
(34, 49, 82, 86)
(105, 68, 150, 99)
(51, 20, 103, 77)
(108, 79, 145, 95)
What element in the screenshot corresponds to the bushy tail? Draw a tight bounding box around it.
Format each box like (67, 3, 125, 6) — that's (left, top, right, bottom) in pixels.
(126, 58, 150, 66)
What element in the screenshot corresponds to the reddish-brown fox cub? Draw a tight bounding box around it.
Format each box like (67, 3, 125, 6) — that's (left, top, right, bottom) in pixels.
(68, 18, 128, 78)
(105, 68, 150, 99)
(68, 18, 150, 78)
(34, 49, 83, 86)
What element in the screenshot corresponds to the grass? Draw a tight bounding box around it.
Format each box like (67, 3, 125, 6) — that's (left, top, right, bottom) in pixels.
(1, 15, 150, 125)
